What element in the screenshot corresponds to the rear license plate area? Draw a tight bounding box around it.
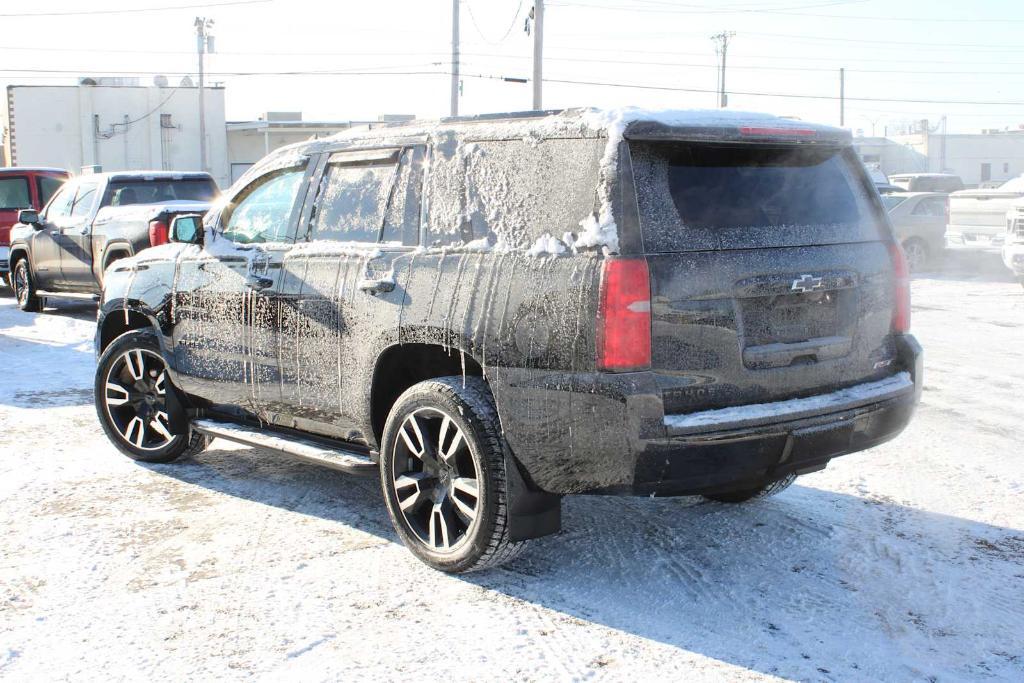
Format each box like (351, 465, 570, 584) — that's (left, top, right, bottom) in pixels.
(741, 291, 843, 346)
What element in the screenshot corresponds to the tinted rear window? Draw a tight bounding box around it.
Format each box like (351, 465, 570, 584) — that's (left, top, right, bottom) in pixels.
(630, 142, 883, 252)
(0, 177, 31, 210)
(105, 178, 218, 206)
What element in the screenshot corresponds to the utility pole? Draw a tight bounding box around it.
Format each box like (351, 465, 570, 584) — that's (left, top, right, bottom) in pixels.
(711, 31, 734, 108)
(839, 67, 846, 127)
(195, 17, 214, 173)
(450, 0, 460, 117)
(532, 0, 544, 110)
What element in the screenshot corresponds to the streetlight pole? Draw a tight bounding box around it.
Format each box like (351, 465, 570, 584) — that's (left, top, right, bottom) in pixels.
(532, 0, 544, 110)
(195, 17, 214, 173)
(450, 0, 460, 117)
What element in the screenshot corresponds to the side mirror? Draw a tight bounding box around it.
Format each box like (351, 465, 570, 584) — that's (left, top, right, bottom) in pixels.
(18, 209, 40, 227)
(170, 214, 203, 244)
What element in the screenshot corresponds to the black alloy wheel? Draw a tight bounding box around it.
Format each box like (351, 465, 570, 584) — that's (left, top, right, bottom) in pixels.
(94, 330, 206, 463)
(391, 407, 482, 551)
(380, 377, 526, 573)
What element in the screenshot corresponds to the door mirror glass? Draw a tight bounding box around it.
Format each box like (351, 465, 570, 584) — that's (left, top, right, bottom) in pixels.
(18, 209, 40, 226)
(170, 214, 203, 244)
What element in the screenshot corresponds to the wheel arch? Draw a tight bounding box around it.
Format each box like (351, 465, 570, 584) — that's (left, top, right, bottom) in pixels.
(369, 342, 484, 447)
(97, 306, 162, 356)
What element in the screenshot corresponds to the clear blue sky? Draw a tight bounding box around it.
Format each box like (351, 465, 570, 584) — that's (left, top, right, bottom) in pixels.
(2, 0, 1023, 134)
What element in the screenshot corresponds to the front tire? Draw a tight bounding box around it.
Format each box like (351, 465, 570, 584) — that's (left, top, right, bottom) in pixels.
(704, 474, 797, 503)
(902, 238, 929, 273)
(12, 259, 40, 312)
(94, 330, 205, 463)
(380, 377, 525, 573)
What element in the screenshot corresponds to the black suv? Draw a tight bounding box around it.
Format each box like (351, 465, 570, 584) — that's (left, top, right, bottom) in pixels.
(93, 109, 922, 572)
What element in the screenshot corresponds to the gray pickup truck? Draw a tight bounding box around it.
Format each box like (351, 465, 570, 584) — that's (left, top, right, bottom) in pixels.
(8, 171, 217, 310)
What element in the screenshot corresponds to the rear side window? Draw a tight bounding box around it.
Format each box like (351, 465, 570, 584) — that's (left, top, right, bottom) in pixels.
(37, 175, 66, 207)
(630, 142, 883, 252)
(0, 177, 30, 210)
(425, 137, 604, 248)
(106, 178, 218, 206)
(912, 197, 946, 217)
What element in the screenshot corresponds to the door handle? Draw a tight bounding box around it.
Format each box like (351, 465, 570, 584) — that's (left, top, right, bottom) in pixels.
(50, 230, 60, 236)
(358, 276, 395, 295)
(246, 274, 274, 290)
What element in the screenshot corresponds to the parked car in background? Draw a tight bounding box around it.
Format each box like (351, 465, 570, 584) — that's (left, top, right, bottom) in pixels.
(1, 167, 70, 286)
(866, 166, 900, 194)
(8, 171, 218, 310)
(881, 192, 947, 271)
(1003, 199, 1024, 287)
(92, 109, 921, 573)
(889, 173, 964, 194)
(946, 175, 1024, 254)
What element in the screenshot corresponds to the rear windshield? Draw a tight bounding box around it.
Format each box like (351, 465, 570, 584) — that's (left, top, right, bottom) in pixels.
(630, 142, 883, 252)
(104, 178, 218, 207)
(881, 195, 908, 211)
(0, 177, 31, 210)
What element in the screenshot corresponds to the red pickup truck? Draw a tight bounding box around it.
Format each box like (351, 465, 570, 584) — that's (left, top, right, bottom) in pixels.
(1, 167, 70, 285)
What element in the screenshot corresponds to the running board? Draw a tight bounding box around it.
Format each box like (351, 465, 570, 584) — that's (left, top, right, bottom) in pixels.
(37, 290, 100, 302)
(191, 419, 377, 475)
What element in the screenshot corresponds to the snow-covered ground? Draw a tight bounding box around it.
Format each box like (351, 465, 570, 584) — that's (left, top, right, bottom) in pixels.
(1, 257, 1022, 681)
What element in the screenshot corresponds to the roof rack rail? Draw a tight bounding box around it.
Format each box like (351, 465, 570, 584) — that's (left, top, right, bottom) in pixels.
(439, 109, 567, 124)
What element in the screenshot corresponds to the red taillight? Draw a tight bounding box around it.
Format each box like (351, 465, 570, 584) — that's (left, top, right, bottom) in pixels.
(889, 242, 911, 334)
(597, 258, 651, 372)
(148, 220, 169, 247)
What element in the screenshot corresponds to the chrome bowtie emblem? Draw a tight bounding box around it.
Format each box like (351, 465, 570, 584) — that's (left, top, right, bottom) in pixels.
(791, 274, 825, 293)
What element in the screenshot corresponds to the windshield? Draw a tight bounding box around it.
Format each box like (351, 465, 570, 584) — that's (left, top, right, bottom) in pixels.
(105, 178, 218, 207)
(631, 142, 883, 251)
(999, 176, 1024, 192)
(0, 177, 31, 210)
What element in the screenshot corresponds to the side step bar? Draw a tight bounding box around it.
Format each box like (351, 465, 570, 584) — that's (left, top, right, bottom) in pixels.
(191, 419, 378, 476)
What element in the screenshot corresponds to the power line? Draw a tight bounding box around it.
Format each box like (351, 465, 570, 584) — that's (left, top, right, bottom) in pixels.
(4, 65, 1024, 108)
(546, 0, 1024, 22)
(0, 0, 271, 17)
(464, 0, 525, 46)
(541, 75, 1024, 106)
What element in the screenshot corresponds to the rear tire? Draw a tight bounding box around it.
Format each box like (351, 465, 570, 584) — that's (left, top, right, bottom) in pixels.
(704, 474, 797, 503)
(380, 376, 526, 573)
(94, 330, 206, 464)
(12, 259, 40, 312)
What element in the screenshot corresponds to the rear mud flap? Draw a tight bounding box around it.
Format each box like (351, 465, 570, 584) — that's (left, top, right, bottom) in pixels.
(505, 455, 562, 542)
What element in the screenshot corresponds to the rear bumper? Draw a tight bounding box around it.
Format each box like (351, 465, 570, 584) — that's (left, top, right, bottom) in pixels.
(491, 334, 922, 496)
(945, 228, 1005, 253)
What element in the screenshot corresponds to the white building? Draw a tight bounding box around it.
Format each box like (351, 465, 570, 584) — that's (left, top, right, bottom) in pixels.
(226, 112, 414, 185)
(3, 82, 229, 188)
(855, 126, 1024, 187)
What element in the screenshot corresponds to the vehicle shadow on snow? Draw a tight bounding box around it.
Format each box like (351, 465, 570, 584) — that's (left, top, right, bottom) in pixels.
(154, 445, 1024, 680)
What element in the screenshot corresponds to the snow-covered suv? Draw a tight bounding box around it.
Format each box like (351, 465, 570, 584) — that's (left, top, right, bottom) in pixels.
(93, 108, 923, 572)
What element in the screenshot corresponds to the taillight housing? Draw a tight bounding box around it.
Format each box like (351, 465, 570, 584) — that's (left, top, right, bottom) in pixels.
(596, 257, 651, 372)
(889, 241, 911, 334)
(148, 219, 169, 247)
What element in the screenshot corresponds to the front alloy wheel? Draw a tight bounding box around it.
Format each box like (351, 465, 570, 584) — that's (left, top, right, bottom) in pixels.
(12, 259, 40, 312)
(94, 330, 205, 463)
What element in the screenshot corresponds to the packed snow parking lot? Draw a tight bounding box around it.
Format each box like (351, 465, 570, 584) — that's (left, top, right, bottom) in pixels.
(0, 257, 1022, 681)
